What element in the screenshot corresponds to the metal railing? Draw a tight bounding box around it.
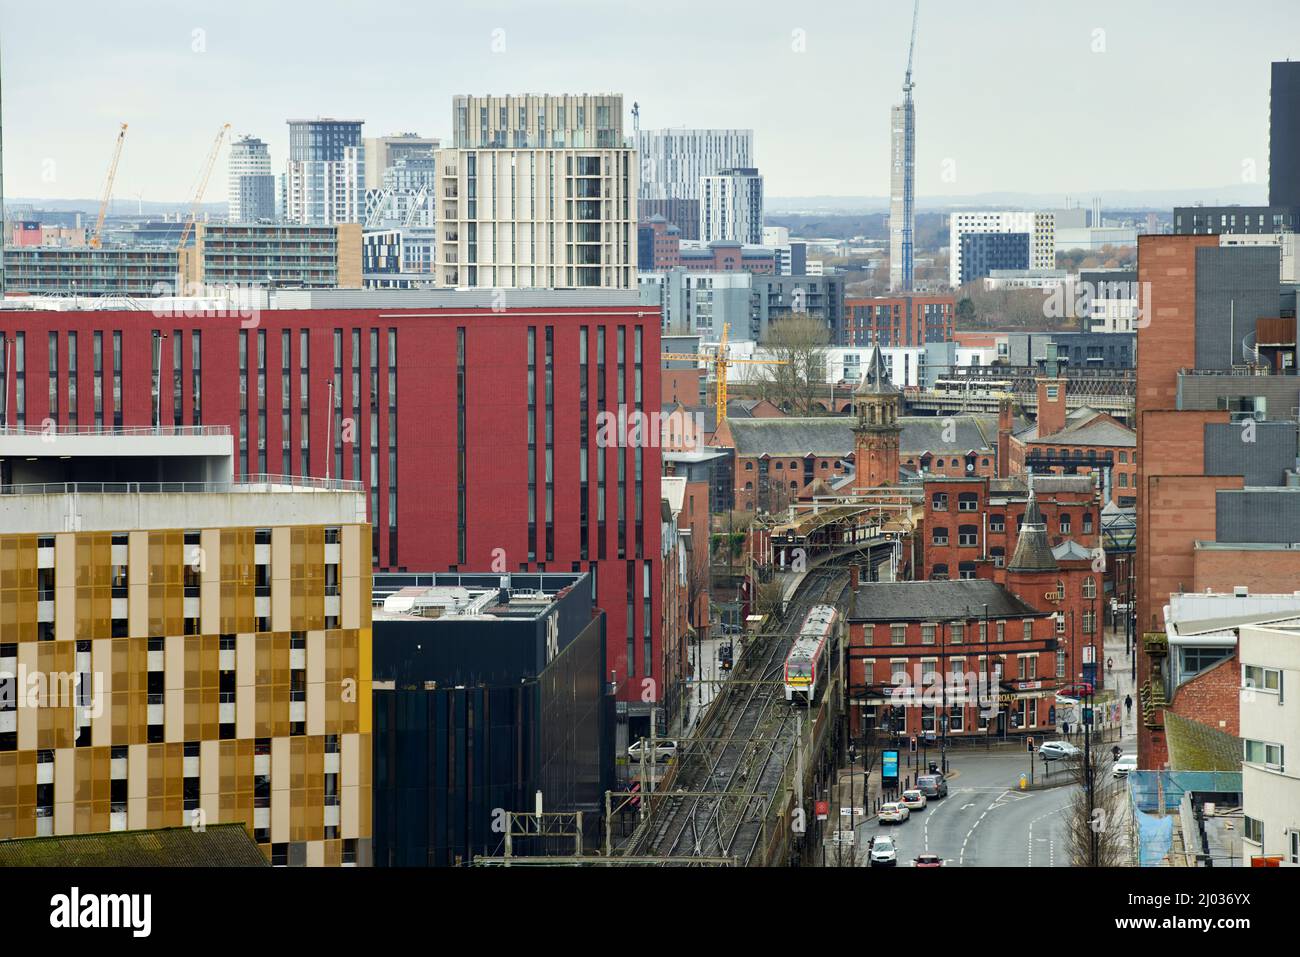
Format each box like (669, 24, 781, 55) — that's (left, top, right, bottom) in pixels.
(0, 424, 231, 437)
(0, 474, 364, 496)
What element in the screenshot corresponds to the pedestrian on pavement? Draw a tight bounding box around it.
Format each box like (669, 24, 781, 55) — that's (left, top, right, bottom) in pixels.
(1062, 721, 1069, 736)
(1124, 694, 1133, 717)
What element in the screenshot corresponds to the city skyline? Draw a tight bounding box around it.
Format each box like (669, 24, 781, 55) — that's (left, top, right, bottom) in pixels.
(2, 0, 1299, 203)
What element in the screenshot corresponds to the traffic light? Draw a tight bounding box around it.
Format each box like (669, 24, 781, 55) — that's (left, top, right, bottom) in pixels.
(909, 736, 917, 753)
(1026, 736, 1036, 753)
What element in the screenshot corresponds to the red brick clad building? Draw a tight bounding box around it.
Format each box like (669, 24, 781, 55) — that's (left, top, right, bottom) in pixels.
(0, 298, 664, 719)
(844, 295, 956, 348)
(920, 474, 1100, 581)
(846, 578, 1058, 741)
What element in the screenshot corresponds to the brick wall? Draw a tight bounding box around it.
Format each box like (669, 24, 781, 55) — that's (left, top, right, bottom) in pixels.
(1169, 656, 1241, 738)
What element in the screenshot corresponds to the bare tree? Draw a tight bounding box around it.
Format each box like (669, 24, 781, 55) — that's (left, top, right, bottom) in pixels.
(753, 314, 831, 416)
(1062, 741, 1129, 866)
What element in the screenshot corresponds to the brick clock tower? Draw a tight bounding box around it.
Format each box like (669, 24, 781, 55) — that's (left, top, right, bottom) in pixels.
(852, 347, 903, 491)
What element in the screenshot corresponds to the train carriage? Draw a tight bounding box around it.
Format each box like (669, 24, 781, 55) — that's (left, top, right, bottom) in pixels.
(784, 604, 839, 704)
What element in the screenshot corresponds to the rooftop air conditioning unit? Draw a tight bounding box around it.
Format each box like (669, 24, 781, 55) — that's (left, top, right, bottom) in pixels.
(1233, 585, 1249, 597)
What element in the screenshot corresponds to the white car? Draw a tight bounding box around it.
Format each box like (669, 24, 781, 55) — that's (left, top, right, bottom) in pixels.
(900, 788, 927, 811)
(878, 802, 910, 824)
(1112, 753, 1138, 778)
(870, 836, 898, 867)
(627, 740, 678, 763)
(1037, 740, 1082, 762)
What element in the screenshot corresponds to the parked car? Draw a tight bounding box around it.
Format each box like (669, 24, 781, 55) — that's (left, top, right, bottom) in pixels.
(626, 739, 678, 763)
(878, 802, 910, 824)
(901, 789, 927, 811)
(1058, 682, 1095, 699)
(1112, 753, 1138, 778)
(913, 853, 944, 868)
(916, 773, 948, 799)
(870, 836, 898, 867)
(720, 621, 743, 636)
(1037, 740, 1082, 762)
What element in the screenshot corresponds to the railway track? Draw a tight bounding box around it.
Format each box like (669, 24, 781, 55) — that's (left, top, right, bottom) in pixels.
(630, 567, 848, 865)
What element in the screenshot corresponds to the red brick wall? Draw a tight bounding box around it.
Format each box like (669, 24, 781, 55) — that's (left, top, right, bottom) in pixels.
(1036, 376, 1068, 438)
(1169, 656, 1241, 738)
(1194, 548, 1300, 594)
(1135, 236, 1222, 767)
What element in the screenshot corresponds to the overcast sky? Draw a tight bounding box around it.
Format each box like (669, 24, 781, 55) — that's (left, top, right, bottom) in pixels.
(2, 0, 1297, 203)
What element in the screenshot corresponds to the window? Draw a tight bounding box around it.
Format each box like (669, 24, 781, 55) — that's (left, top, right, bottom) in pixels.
(1055, 580, 1065, 600)
(1082, 512, 1093, 534)
(958, 562, 976, 580)
(1082, 577, 1096, 599)
(931, 528, 949, 546)
(1243, 816, 1264, 845)
(1056, 648, 1066, 678)
(931, 493, 948, 511)
(921, 624, 936, 645)
(1059, 514, 1071, 534)
(1023, 620, 1033, 641)
(958, 525, 978, 547)
(931, 564, 949, 581)
(1242, 664, 1282, 695)
(958, 493, 978, 512)
(891, 624, 907, 646)
(991, 547, 1005, 568)
(951, 623, 964, 644)
(1243, 739, 1284, 770)
(989, 514, 1005, 533)
(996, 621, 1005, 643)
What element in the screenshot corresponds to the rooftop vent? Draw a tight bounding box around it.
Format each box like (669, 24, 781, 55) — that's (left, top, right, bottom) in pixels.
(1233, 585, 1249, 598)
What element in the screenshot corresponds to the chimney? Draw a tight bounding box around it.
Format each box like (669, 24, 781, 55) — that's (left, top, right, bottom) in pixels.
(849, 564, 860, 591)
(997, 398, 1013, 479)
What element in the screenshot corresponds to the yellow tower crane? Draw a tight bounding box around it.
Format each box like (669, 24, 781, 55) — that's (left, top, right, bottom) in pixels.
(90, 123, 128, 249)
(661, 323, 788, 415)
(176, 123, 231, 255)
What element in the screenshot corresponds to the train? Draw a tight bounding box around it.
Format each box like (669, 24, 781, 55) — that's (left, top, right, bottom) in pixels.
(783, 604, 839, 704)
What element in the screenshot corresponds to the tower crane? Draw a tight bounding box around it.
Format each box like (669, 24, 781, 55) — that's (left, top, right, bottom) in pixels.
(903, 0, 920, 99)
(176, 123, 231, 255)
(661, 323, 788, 415)
(90, 123, 128, 249)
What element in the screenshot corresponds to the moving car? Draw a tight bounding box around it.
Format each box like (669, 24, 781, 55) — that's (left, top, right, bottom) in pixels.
(626, 739, 678, 763)
(1058, 682, 1095, 699)
(878, 802, 910, 824)
(870, 836, 898, 867)
(901, 789, 927, 811)
(917, 773, 948, 798)
(1112, 753, 1138, 778)
(913, 853, 944, 868)
(1037, 740, 1082, 762)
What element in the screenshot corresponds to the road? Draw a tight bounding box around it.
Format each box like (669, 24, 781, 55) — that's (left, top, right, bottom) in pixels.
(854, 728, 1138, 867)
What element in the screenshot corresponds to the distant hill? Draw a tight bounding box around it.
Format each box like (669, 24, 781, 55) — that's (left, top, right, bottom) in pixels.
(5, 198, 226, 218)
(768, 184, 1268, 215)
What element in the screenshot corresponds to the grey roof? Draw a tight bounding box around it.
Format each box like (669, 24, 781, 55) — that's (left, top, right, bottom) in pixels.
(850, 579, 1049, 622)
(1018, 408, 1136, 447)
(855, 346, 898, 396)
(1052, 539, 1094, 561)
(727, 415, 999, 459)
(1008, 490, 1058, 571)
(1028, 475, 1095, 494)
